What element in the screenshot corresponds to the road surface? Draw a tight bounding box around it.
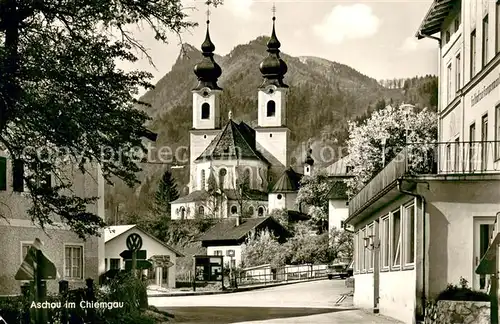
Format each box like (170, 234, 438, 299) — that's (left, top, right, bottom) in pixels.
(149, 279, 402, 323)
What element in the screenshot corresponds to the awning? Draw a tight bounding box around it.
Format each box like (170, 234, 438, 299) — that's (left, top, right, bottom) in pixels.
(416, 0, 456, 39)
(476, 233, 500, 275)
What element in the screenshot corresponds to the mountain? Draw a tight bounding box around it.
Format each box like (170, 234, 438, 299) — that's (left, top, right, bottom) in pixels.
(105, 36, 438, 224)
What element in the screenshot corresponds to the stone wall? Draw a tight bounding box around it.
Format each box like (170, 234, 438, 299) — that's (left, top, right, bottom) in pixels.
(425, 300, 490, 324)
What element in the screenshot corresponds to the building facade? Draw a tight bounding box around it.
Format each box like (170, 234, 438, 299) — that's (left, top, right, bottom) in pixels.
(0, 156, 106, 295)
(346, 1, 500, 323)
(170, 16, 311, 221)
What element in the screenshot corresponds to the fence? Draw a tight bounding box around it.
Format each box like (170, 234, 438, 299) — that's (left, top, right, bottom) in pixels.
(235, 265, 329, 288)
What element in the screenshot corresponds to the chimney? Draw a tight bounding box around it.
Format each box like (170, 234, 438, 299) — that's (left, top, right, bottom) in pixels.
(235, 214, 241, 227)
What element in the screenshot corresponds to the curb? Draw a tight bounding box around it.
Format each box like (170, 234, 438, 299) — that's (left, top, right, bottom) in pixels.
(148, 277, 329, 298)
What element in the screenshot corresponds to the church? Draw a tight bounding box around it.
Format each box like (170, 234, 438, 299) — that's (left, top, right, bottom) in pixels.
(170, 14, 314, 221)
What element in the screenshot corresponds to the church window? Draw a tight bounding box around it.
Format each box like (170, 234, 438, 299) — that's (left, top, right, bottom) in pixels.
(180, 207, 186, 220)
(203, 135, 207, 139)
(258, 206, 265, 217)
(201, 103, 210, 119)
(269, 134, 272, 138)
(201, 170, 206, 190)
(248, 206, 254, 216)
(277, 194, 282, 200)
(198, 206, 205, 215)
(231, 205, 238, 214)
(219, 168, 227, 188)
(306, 166, 310, 173)
(266, 100, 276, 117)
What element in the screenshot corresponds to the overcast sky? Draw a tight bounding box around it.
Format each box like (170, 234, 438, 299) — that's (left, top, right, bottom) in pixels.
(118, 0, 438, 90)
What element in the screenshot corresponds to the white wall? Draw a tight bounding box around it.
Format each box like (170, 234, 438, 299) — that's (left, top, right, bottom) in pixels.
(192, 89, 221, 130)
(379, 270, 416, 324)
(257, 88, 287, 127)
(328, 199, 348, 233)
(207, 245, 242, 268)
(256, 128, 290, 167)
(105, 228, 178, 288)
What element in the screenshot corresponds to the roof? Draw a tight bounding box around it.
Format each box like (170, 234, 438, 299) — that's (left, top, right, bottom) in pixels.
(104, 225, 184, 257)
(171, 190, 211, 204)
(416, 0, 456, 39)
(327, 180, 349, 200)
(197, 217, 287, 242)
(224, 189, 268, 201)
(271, 168, 302, 193)
(325, 156, 352, 177)
(195, 120, 269, 164)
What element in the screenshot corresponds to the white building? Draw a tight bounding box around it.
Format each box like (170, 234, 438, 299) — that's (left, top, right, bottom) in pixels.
(346, 1, 500, 323)
(104, 225, 184, 288)
(170, 16, 311, 222)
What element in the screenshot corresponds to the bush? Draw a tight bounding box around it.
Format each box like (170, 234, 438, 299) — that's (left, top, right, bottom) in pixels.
(436, 277, 490, 302)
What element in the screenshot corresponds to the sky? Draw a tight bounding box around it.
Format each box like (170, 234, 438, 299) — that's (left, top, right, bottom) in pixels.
(117, 0, 439, 92)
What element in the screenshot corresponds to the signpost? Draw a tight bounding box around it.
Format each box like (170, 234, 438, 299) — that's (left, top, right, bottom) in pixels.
(226, 250, 236, 288)
(125, 233, 143, 278)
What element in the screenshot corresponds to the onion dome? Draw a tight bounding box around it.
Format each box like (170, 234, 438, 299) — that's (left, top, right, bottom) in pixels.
(193, 20, 222, 90)
(304, 148, 314, 166)
(259, 16, 288, 88)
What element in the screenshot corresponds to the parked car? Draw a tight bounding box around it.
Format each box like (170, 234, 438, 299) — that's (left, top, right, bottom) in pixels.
(327, 261, 353, 280)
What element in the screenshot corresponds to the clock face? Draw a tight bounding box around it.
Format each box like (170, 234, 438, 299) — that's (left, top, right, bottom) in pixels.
(266, 85, 277, 94)
(201, 88, 211, 97)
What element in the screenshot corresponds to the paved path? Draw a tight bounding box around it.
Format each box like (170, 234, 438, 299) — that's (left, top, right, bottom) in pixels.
(150, 279, 403, 323)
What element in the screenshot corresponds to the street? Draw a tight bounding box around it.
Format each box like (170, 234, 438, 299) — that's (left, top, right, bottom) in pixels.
(149, 279, 402, 323)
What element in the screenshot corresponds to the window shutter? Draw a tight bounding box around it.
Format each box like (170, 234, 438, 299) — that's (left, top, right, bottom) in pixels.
(0, 157, 6, 191)
(12, 159, 24, 192)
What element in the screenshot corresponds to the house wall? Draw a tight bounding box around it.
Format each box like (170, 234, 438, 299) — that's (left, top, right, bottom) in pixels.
(268, 192, 297, 212)
(328, 199, 348, 232)
(207, 245, 242, 268)
(0, 157, 105, 296)
(379, 270, 416, 324)
(105, 227, 178, 288)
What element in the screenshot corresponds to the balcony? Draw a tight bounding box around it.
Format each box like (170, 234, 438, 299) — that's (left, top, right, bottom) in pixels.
(348, 140, 500, 217)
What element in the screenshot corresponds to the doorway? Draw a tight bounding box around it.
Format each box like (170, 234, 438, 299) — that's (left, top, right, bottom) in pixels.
(473, 216, 495, 290)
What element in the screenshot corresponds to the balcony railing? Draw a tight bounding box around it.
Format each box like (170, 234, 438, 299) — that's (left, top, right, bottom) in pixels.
(349, 140, 500, 216)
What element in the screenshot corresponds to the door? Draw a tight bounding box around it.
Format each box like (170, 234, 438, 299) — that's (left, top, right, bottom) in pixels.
(473, 217, 495, 290)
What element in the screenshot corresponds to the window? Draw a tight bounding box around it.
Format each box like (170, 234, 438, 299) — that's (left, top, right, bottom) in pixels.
(0, 157, 6, 191)
(454, 137, 460, 172)
(455, 53, 461, 91)
(65, 245, 83, 279)
(481, 114, 488, 170)
(454, 16, 460, 33)
(231, 205, 238, 214)
(12, 159, 24, 192)
(110, 258, 120, 270)
(277, 194, 282, 200)
(214, 250, 223, 256)
(496, 1, 500, 53)
(201, 103, 210, 119)
(248, 206, 254, 216)
(446, 143, 452, 172)
(447, 63, 452, 103)
(258, 206, 264, 216)
(496, 105, 500, 161)
(266, 100, 276, 117)
(445, 30, 451, 43)
(404, 205, 415, 265)
(243, 168, 251, 186)
(200, 169, 206, 190)
(391, 209, 401, 267)
(219, 168, 227, 189)
(368, 225, 374, 270)
(471, 29, 477, 77)
(198, 206, 205, 215)
(180, 207, 186, 220)
(469, 123, 477, 171)
(354, 233, 359, 272)
(482, 15, 489, 67)
(359, 229, 366, 271)
(382, 216, 390, 268)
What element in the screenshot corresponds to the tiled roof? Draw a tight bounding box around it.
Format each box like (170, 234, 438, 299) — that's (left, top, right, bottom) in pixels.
(171, 190, 211, 204)
(416, 0, 455, 39)
(104, 225, 136, 242)
(325, 156, 351, 177)
(327, 180, 349, 200)
(197, 217, 286, 242)
(224, 189, 268, 201)
(271, 167, 302, 192)
(195, 120, 269, 163)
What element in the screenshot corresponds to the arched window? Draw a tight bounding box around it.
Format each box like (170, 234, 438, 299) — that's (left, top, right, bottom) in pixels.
(258, 206, 265, 216)
(201, 103, 210, 119)
(200, 169, 206, 190)
(198, 206, 205, 215)
(231, 205, 238, 215)
(248, 206, 254, 216)
(219, 168, 227, 189)
(266, 100, 276, 117)
(180, 207, 186, 220)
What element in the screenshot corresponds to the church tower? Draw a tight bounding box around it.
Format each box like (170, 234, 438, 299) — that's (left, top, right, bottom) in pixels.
(189, 16, 223, 192)
(255, 10, 290, 168)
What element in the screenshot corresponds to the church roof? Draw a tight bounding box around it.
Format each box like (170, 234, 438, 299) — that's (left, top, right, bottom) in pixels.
(224, 189, 268, 201)
(171, 190, 211, 204)
(195, 120, 269, 163)
(271, 167, 302, 193)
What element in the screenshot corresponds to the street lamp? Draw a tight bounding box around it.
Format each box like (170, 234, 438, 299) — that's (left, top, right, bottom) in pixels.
(363, 235, 380, 251)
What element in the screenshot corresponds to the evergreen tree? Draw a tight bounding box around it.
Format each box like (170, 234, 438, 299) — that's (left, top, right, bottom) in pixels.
(153, 170, 180, 218)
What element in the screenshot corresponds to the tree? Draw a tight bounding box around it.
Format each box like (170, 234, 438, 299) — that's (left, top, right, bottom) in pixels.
(153, 170, 179, 218)
(241, 229, 287, 269)
(345, 104, 437, 196)
(328, 228, 354, 262)
(296, 169, 332, 233)
(283, 222, 332, 265)
(0, 0, 222, 238)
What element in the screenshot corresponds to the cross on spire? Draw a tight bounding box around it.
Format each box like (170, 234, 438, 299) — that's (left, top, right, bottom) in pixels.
(272, 2, 276, 20)
(205, 1, 211, 23)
